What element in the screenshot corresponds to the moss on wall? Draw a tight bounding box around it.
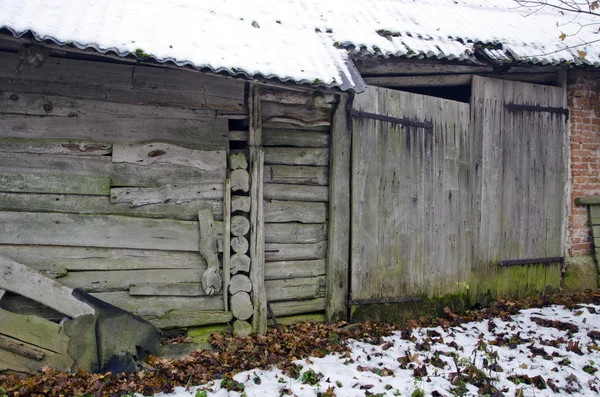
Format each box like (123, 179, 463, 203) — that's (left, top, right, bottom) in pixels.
(563, 255, 600, 292)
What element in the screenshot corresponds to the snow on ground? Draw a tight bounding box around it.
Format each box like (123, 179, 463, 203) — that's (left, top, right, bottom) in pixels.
(158, 304, 600, 396)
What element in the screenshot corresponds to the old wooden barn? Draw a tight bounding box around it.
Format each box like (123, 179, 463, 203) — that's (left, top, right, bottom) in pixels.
(0, 0, 599, 373)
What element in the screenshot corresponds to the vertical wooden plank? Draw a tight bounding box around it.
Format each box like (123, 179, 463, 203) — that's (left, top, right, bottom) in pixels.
(223, 178, 231, 312)
(326, 94, 350, 322)
(249, 83, 267, 334)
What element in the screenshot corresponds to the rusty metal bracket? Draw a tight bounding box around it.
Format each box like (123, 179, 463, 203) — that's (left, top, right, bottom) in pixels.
(351, 109, 433, 129)
(504, 103, 569, 120)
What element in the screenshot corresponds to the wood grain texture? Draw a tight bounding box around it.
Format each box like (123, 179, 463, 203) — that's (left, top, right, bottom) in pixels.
(265, 260, 326, 280)
(231, 236, 249, 254)
(262, 101, 331, 127)
(0, 51, 245, 111)
(223, 179, 231, 312)
(265, 242, 327, 262)
(263, 184, 328, 202)
(110, 183, 223, 207)
(230, 253, 251, 274)
(264, 147, 329, 166)
(112, 142, 226, 171)
(0, 173, 110, 196)
(229, 274, 252, 294)
(262, 129, 329, 148)
(269, 298, 325, 317)
(265, 276, 325, 302)
(231, 215, 250, 237)
(228, 152, 248, 170)
(0, 192, 223, 221)
(0, 137, 111, 156)
(129, 283, 204, 296)
(326, 94, 351, 322)
(263, 165, 329, 185)
(265, 223, 327, 244)
(230, 169, 250, 192)
(0, 211, 223, 252)
(150, 310, 233, 329)
(230, 291, 253, 321)
(232, 196, 251, 213)
(199, 208, 222, 296)
(264, 200, 327, 223)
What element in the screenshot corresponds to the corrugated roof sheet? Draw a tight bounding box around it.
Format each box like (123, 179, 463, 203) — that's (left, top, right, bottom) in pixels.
(1, 0, 599, 91)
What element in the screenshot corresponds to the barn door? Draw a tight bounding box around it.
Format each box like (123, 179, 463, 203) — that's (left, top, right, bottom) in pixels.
(471, 76, 567, 293)
(350, 86, 472, 319)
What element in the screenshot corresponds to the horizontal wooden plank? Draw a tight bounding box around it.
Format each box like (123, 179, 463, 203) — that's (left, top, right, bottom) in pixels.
(0, 114, 228, 149)
(0, 245, 205, 271)
(0, 52, 245, 111)
(265, 260, 326, 280)
(261, 121, 330, 132)
(129, 283, 205, 296)
(270, 298, 326, 317)
(363, 72, 558, 88)
(262, 101, 331, 127)
(91, 292, 224, 318)
(0, 173, 110, 195)
(0, 211, 223, 252)
(0, 137, 112, 156)
(267, 312, 325, 326)
(259, 86, 335, 108)
(264, 147, 329, 166)
(265, 223, 327, 244)
(0, 192, 223, 221)
(263, 165, 329, 185)
(264, 200, 327, 223)
(110, 183, 223, 207)
(265, 241, 327, 262)
(266, 276, 325, 302)
(112, 143, 226, 171)
(150, 310, 233, 330)
(0, 308, 69, 355)
(262, 129, 330, 148)
(0, 152, 225, 187)
(0, 91, 217, 119)
(263, 183, 328, 202)
(60, 269, 205, 293)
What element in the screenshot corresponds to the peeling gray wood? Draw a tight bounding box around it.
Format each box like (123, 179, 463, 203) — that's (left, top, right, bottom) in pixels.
(110, 183, 223, 207)
(0, 211, 223, 252)
(113, 142, 226, 171)
(231, 215, 250, 237)
(0, 192, 223, 221)
(231, 236, 249, 254)
(230, 291, 253, 321)
(265, 259, 327, 280)
(0, 173, 110, 196)
(0, 152, 225, 187)
(230, 253, 251, 274)
(230, 169, 250, 192)
(0, 51, 245, 111)
(266, 276, 326, 302)
(326, 94, 350, 322)
(199, 208, 221, 296)
(228, 152, 248, 170)
(229, 274, 252, 294)
(264, 148, 329, 166)
(265, 242, 327, 262)
(62, 269, 205, 293)
(263, 184, 328, 202)
(0, 137, 112, 156)
(0, 255, 95, 318)
(265, 223, 327, 244)
(264, 200, 327, 223)
(263, 165, 329, 185)
(232, 195, 251, 212)
(91, 292, 224, 318)
(129, 283, 204, 296)
(262, 129, 329, 148)
(0, 245, 205, 271)
(270, 298, 325, 317)
(0, 91, 217, 119)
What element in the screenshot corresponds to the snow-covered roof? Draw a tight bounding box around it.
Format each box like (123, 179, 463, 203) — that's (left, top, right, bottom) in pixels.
(1, 0, 599, 92)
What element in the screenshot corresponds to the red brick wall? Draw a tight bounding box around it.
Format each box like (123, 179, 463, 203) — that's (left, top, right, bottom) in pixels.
(568, 71, 600, 256)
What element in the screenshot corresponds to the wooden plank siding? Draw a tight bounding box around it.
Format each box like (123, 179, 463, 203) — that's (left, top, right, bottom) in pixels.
(0, 50, 237, 329)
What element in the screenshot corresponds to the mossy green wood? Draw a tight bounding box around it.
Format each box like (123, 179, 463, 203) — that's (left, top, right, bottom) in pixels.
(0, 173, 110, 195)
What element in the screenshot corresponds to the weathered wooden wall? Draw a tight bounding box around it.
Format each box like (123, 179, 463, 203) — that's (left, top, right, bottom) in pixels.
(0, 50, 244, 329)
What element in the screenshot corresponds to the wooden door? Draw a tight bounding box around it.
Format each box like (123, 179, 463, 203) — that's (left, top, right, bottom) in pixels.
(350, 86, 472, 312)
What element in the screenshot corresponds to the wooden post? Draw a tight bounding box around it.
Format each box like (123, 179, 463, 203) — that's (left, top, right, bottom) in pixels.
(223, 178, 231, 311)
(249, 83, 268, 334)
(326, 94, 351, 322)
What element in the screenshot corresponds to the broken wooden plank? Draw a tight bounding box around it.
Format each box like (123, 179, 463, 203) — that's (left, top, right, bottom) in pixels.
(265, 242, 327, 262)
(112, 142, 226, 171)
(265, 260, 327, 280)
(263, 184, 328, 202)
(199, 208, 221, 296)
(0, 173, 110, 196)
(265, 223, 327, 244)
(263, 165, 329, 185)
(264, 147, 329, 166)
(264, 200, 327, 223)
(110, 183, 223, 207)
(0, 137, 112, 156)
(0, 256, 95, 318)
(0, 192, 223, 221)
(0, 308, 69, 354)
(0, 211, 223, 252)
(0, 334, 45, 361)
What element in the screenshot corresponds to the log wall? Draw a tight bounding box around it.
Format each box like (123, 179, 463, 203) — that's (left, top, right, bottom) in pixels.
(0, 50, 245, 329)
